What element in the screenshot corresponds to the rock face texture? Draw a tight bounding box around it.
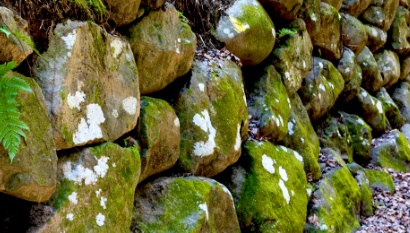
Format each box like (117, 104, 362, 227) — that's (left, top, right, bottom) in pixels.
(174, 60, 248, 177)
(131, 177, 240, 232)
(0, 72, 57, 202)
(102, 0, 141, 26)
(124, 3, 196, 95)
(215, 0, 276, 66)
(34, 20, 140, 150)
(336, 48, 363, 103)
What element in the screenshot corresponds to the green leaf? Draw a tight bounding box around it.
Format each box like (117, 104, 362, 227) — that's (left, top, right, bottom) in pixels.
(0, 26, 11, 38)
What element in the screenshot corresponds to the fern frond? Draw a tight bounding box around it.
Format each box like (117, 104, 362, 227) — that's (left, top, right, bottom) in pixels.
(0, 76, 33, 93)
(0, 61, 16, 77)
(277, 28, 298, 39)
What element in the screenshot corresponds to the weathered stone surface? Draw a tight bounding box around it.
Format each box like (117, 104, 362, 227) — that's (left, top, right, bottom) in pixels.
(247, 65, 290, 142)
(364, 24, 388, 52)
(340, 112, 372, 164)
(390, 6, 410, 56)
(141, 0, 165, 9)
(347, 163, 374, 216)
(315, 114, 353, 162)
(322, 0, 344, 10)
(281, 94, 321, 180)
(134, 97, 180, 183)
(218, 141, 307, 232)
(298, 0, 321, 38)
(0, 7, 33, 65)
(371, 130, 410, 171)
(400, 123, 410, 139)
(376, 87, 405, 129)
(299, 57, 345, 121)
(174, 60, 248, 177)
(365, 169, 395, 192)
(215, 0, 276, 66)
(131, 176, 240, 233)
(103, 0, 140, 26)
(336, 47, 363, 104)
(28, 143, 141, 233)
(259, 0, 303, 20)
(0, 72, 57, 202)
(311, 2, 343, 61)
(124, 3, 196, 95)
(341, 0, 372, 17)
(356, 46, 384, 92)
(374, 49, 401, 89)
(400, 56, 410, 81)
(341, 13, 368, 55)
(307, 167, 362, 232)
(392, 82, 410, 123)
(346, 88, 387, 132)
(34, 20, 140, 150)
(361, 0, 399, 31)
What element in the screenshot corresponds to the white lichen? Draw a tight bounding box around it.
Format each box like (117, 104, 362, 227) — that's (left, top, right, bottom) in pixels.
(193, 110, 217, 157)
(174, 117, 180, 128)
(63, 156, 109, 185)
(66, 213, 74, 221)
(288, 122, 294, 135)
(67, 91, 86, 110)
(279, 166, 288, 181)
(68, 192, 78, 205)
(279, 179, 290, 204)
(122, 96, 138, 115)
(100, 197, 107, 210)
(96, 213, 105, 226)
(198, 83, 205, 92)
(111, 38, 124, 58)
(262, 154, 275, 174)
(199, 203, 209, 221)
(73, 103, 106, 145)
(234, 124, 241, 151)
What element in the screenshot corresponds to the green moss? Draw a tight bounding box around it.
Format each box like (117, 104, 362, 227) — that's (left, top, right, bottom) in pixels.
(71, 0, 106, 18)
(365, 170, 395, 192)
(52, 179, 76, 210)
(377, 132, 410, 172)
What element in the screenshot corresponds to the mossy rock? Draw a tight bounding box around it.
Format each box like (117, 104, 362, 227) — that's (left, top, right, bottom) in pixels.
(141, 0, 165, 9)
(307, 167, 362, 232)
(364, 24, 388, 52)
(131, 176, 241, 233)
(247, 65, 291, 141)
(341, 0, 371, 17)
(336, 47, 363, 104)
(400, 56, 410, 81)
(299, 57, 345, 121)
(218, 141, 307, 232)
(374, 49, 401, 89)
(271, 19, 313, 94)
(347, 163, 374, 216)
(371, 129, 410, 171)
(311, 2, 343, 61)
(390, 6, 410, 56)
(102, 0, 141, 26)
(34, 20, 140, 150)
(391, 81, 410, 123)
(341, 13, 368, 55)
(376, 87, 405, 129)
(362, 0, 399, 31)
(259, 0, 303, 20)
(322, 0, 343, 10)
(0, 7, 33, 65)
(123, 3, 196, 95)
(365, 169, 395, 192)
(340, 112, 373, 164)
(356, 46, 384, 92)
(134, 97, 180, 183)
(28, 142, 141, 232)
(174, 60, 248, 177)
(0, 72, 57, 202)
(281, 93, 321, 180)
(361, 6, 386, 28)
(215, 0, 276, 66)
(298, 0, 321, 38)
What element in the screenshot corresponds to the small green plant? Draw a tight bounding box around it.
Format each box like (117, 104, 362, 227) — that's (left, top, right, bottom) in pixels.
(0, 62, 32, 163)
(277, 28, 298, 39)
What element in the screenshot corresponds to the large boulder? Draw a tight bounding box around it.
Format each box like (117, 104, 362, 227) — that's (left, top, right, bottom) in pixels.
(215, 0, 276, 66)
(247, 65, 290, 142)
(123, 3, 196, 94)
(341, 0, 372, 17)
(174, 60, 248, 177)
(131, 177, 240, 232)
(218, 141, 307, 232)
(376, 87, 405, 129)
(134, 97, 180, 183)
(271, 19, 313, 94)
(103, 0, 140, 26)
(356, 46, 384, 92)
(28, 143, 141, 232)
(341, 13, 368, 55)
(311, 2, 343, 61)
(298, 0, 321, 38)
(336, 47, 363, 104)
(400, 56, 410, 81)
(281, 94, 321, 180)
(371, 130, 410, 171)
(365, 169, 395, 192)
(322, 0, 344, 10)
(34, 20, 140, 150)
(364, 24, 388, 52)
(347, 163, 374, 216)
(307, 167, 362, 232)
(0, 7, 33, 65)
(259, 0, 303, 20)
(0, 72, 57, 202)
(340, 112, 372, 164)
(390, 6, 410, 56)
(361, 0, 399, 31)
(299, 57, 345, 121)
(391, 81, 410, 123)
(374, 49, 401, 89)
(345, 88, 387, 133)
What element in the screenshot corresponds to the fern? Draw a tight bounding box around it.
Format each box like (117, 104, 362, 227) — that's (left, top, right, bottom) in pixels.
(0, 62, 32, 163)
(277, 28, 298, 39)
(0, 25, 48, 61)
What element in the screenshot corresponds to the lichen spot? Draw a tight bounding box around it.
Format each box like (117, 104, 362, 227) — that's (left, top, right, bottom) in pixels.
(192, 110, 217, 157)
(100, 197, 107, 210)
(174, 117, 180, 128)
(376, 100, 383, 114)
(262, 154, 275, 174)
(122, 96, 138, 115)
(67, 91, 86, 110)
(234, 124, 241, 151)
(96, 189, 102, 197)
(199, 203, 209, 221)
(62, 29, 77, 50)
(73, 104, 106, 145)
(293, 150, 304, 163)
(111, 38, 124, 58)
(279, 166, 288, 181)
(68, 192, 78, 205)
(198, 83, 205, 92)
(66, 213, 74, 221)
(112, 109, 119, 118)
(279, 179, 290, 204)
(96, 213, 105, 226)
